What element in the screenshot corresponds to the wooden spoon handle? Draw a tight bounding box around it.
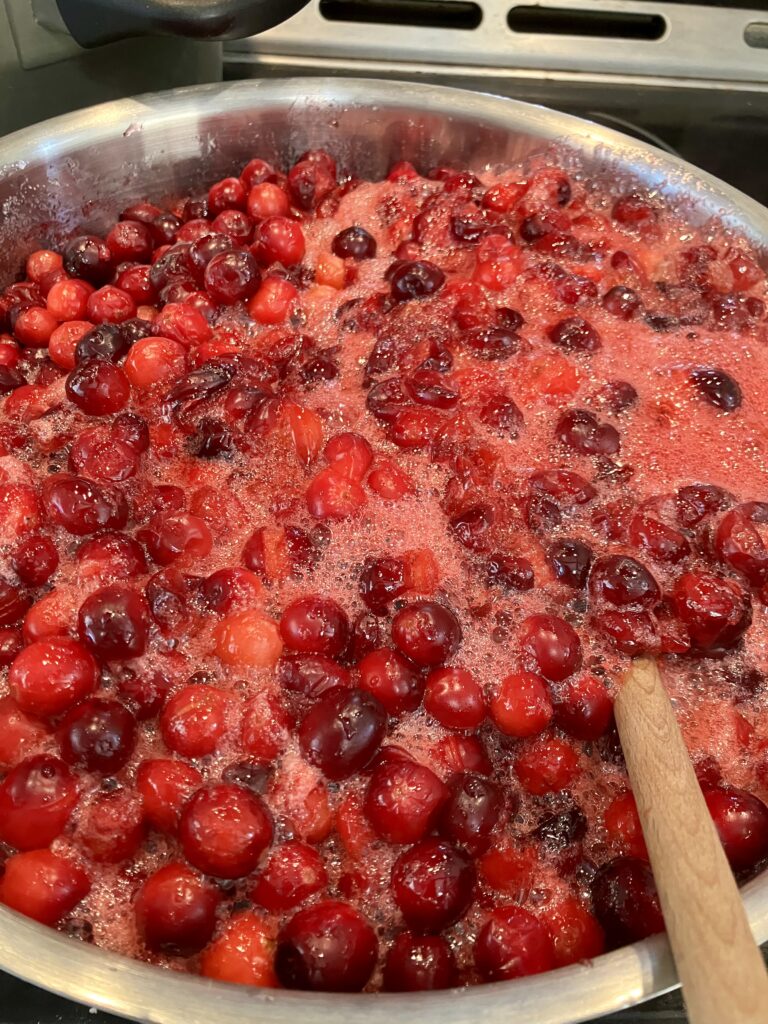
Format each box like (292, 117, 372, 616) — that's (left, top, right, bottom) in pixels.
(614, 657, 768, 1024)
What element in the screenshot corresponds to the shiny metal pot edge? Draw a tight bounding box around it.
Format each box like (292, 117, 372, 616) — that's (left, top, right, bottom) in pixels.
(0, 78, 766, 1024)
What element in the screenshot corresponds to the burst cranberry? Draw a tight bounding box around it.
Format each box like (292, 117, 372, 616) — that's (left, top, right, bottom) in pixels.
(439, 773, 503, 855)
(519, 614, 581, 681)
(277, 653, 350, 698)
(0, 850, 90, 926)
(0, 580, 29, 627)
(306, 467, 367, 519)
(556, 408, 620, 455)
(424, 666, 485, 729)
(9, 637, 98, 717)
(59, 698, 137, 773)
(299, 688, 386, 779)
(703, 785, 768, 871)
(204, 250, 261, 304)
(13, 534, 58, 586)
(392, 838, 474, 932)
(358, 557, 406, 614)
(288, 158, 336, 212)
(514, 736, 580, 795)
(591, 857, 664, 946)
(137, 759, 203, 834)
(253, 217, 305, 266)
(43, 475, 127, 536)
(63, 235, 113, 285)
(485, 552, 534, 592)
(160, 684, 232, 758)
(280, 596, 350, 658)
(491, 671, 553, 737)
(252, 841, 328, 912)
(135, 863, 220, 956)
(555, 674, 613, 740)
(383, 933, 458, 991)
(449, 504, 494, 551)
(358, 648, 424, 716)
(325, 432, 374, 480)
(76, 787, 145, 862)
(365, 760, 448, 843)
(548, 316, 601, 352)
(690, 366, 742, 411)
(590, 555, 659, 607)
(142, 511, 212, 565)
(612, 193, 656, 227)
(200, 910, 277, 987)
(629, 513, 690, 563)
(672, 571, 751, 652)
(179, 783, 272, 879)
(475, 907, 555, 981)
(391, 600, 461, 667)
(0, 754, 78, 849)
(714, 503, 768, 586)
(276, 900, 377, 992)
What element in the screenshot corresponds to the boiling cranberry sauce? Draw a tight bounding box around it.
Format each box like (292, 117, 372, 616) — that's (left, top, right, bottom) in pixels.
(0, 150, 767, 992)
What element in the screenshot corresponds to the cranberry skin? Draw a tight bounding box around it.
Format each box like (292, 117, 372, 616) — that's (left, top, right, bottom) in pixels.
(43, 475, 127, 536)
(556, 409, 620, 456)
(591, 857, 664, 947)
(66, 360, 130, 416)
(0, 754, 78, 849)
(365, 760, 449, 844)
(366, 377, 410, 424)
(277, 653, 351, 699)
(590, 555, 660, 607)
(383, 932, 459, 991)
(439, 773, 503, 855)
(252, 841, 328, 912)
(204, 250, 261, 304)
(519, 614, 582, 681)
(75, 323, 131, 364)
(391, 601, 461, 667)
(450, 504, 494, 551)
(280, 597, 350, 659)
(276, 901, 377, 992)
(0, 849, 89, 927)
(78, 584, 150, 660)
(9, 638, 98, 717)
(475, 907, 556, 981)
(135, 863, 220, 956)
(332, 226, 377, 260)
(390, 260, 445, 301)
(179, 783, 273, 879)
(392, 838, 474, 932)
(59, 698, 137, 774)
(63, 235, 113, 285)
(672, 571, 751, 652)
(548, 316, 601, 352)
(359, 556, 406, 614)
(549, 538, 592, 588)
(358, 648, 424, 716)
(13, 535, 59, 586)
(299, 688, 387, 780)
(703, 786, 768, 871)
(424, 667, 485, 730)
(690, 366, 742, 411)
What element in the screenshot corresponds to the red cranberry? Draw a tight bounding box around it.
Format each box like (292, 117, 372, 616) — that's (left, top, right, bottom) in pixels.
(332, 226, 377, 260)
(365, 760, 448, 844)
(450, 504, 494, 551)
(530, 469, 596, 508)
(276, 900, 377, 992)
(107, 221, 154, 264)
(424, 666, 485, 730)
(299, 688, 386, 780)
(672, 571, 751, 652)
(514, 736, 580, 795)
(204, 250, 261, 304)
(179, 783, 273, 879)
(63, 235, 113, 285)
(207, 176, 246, 214)
(629, 513, 690, 563)
(142, 511, 212, 566)
(9, 638, 98, 717)
(556, 408, 620, 455)
(383, 933, 458, 991)
(117, 669, 170, 720)
(13, 535, 58, 586)
(252, 840, 328, 912)
(66, 360, 130, 416)
(715, 503, 768, 586)
(439, 773, 503, 855)
(390, 260, 445, 301)
(287, 158, 336, 212)
(519, 614, 582, 681)
(600, 379, 638, 413)
(391, 600, 461, 667)
(135, 863, 220, 956)
(590, 555, 660, 607)
(137, 758, 202, 833)
(548, 316, 601, 352)
(486, 552, 534, 592)
(253, 217, 305, 267)
(549, 538, 592, 588)
(462, 326, 520, 361)
(555, 674, 613, 740)
(591, 857, 664, 946)
(78, 584, 150, 660)
(359, 557, 406, 614)
(161, 684, 231, 758)
(690, 366, 742, 411)
(366, 377, 411, 424)
(358, 648, 424, 716)
(43, 474, 127, 535)
(0, 580, 30, 627)
(277, 653, 351, 698)
(475, 906, 555, 981)
(0, 850, 90, 926)
(59, 697, 137, 773)
(392, 838, 474, 932)
(405, 369, 458, 409)
(490, 671, 553, 738)
(703, 785, 768, 871)
(0, 754, 79, 850)
(677, 482, 731, 528)
(280, 596, 350, 658)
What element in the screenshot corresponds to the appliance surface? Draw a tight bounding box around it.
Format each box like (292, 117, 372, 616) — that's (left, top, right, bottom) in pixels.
(0, 76, 767, 1024)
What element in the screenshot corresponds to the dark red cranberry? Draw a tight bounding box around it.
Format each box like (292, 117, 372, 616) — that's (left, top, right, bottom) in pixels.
(534, 805, 587, 850)
(359, 557, 406, 614)
(390, 261, 445, 302)
(332, 226, 377, 260)
(63, 235, 113, 285)
(547, 317, 601, 352)
(287, 158, 336, 213)
(450, 504, 495, 552)
(59, 698, 137, 773)
(151, 212, 182, 245)
(179, 783, 272, 879)
(78, 584, 151, 660)
(591, 857, 664, 946)
(590, 555, 660, 607)
(391, 600, 461, 667)
(117, 669, 171, 720)
(600, 380, 638, 414)
(462, 326, 520, 361)
(358, 648, 424, 716)
(392, 838, 474, 932)
(299, 688, 387, 780)
(75, 324, 131, 364)
(556, 409, 620, 455)
(277, 654, 350, 699)
(629, 513, 690, 563)
(555, 674, 613, 740)
(145, 569, 192, 632)
(204, 250, 261, 304)
(474, 907, 555, 981)
(405, 370, 458, 409)
(188, 418, 233, 460)
(366, 377, 410, 423)
(549, 538, 592, 588)
(186, 233, 234, 280)
(520, 213, 560, 243)
(365, 760, 449, 843)
(703, 785, 768, 871)
(221, 760, 271, 795)
(112, 412, 150, 452)
(486, 552, 534, 592)
(0, 580, 30, 627)
(439, 773, 503, 855)
(12, 535, 58, 587)
(612, 193, 657, 227)
(519, 614, 582, 681)
(280, 597, 350, 659)
(43, 475, 127, 536)
(530, 469, 596, 508)
(672, 571, 751, 652)
(0, 366, 26, 394)
(479, 392, 524, 436)
(276, 901, 377, 992)
(383, 933, 458, 991)
(135, 863, 219, 956)
(602, 285, 641, 319)
(66, 360, 130, 416)
(714, 502, 768, 586)
(676, 483, 731, 529)
(0, 755, 79, 850)
(690, 366, 742, 411)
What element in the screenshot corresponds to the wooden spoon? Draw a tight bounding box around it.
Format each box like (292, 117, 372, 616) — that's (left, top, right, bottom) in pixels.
(614, 657, 768, 1024)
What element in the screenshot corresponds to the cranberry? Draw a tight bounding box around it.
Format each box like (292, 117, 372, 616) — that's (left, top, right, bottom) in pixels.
(365, 760, 449, 843)
(604, 792, 648, 860)
(0, 754, 79, 849)
(324, 432, 374, 480)
(142, 511, 212, 566)
(549, 538, 592, 588)
(78, 584, 150, 660)
(383, 933, 458, 991)
(629, 513, 690, 563)
(13, 535, 59, 586)
(519, 614, 582, 681)
(672, 571, 751, 652)
(276, 901, 377, 992)
(330, 225, 376, 260)
(117, 669, 170, 720)
(0, 850, 90, 926)
(0, 365, 26, 393)
(59, 697, 137, 773)
(135, 863, 220, 956)
(475, 907, 555, 981)
(485, 553, 534, 592)
(405, 370, 458, 409)
(600, 379, 638, 414)
(714, 503, 768, 586)
(677, 482, 731, 529)
(491, 671, 553, 738)
(534, 805, 587, 850)
(199, 911, 276, 987)
(424, 666, 485, 729)
(439, 773, 503, 854)
(548, 316, 601, 352)
(392, 838, 474, 932)
(288, 159, 336, 212)
(202, 566, 262, 615)
(358, 648, 424, 716)
(602, 285, 642, 319)
(299, 688, 386, 779)
(277, 653, 350, 698)
(359, 556, 406, 614)
(450, 504, 495, 551)
(247, 180, 288, 218)
(612, 193, 656, 227)
(590, 555, 660, 607)
(478, 393, 524, 436)
(0, 580, 30, 627)
(252, 840, 327, 912)
(555, 674, 613, 740)
(690, 366, 742, 411)
(591, 857, 664, 946)
(280, 596, 350, 658)
(9, 637, 98, 717)
(366, 377, 410, 423)
(390, 260, 445, 301)
(43, 474, 127, 536)
(160, 684, 231, 758)
(703, 785, 768, 871)
(556, 408, 620, 455)
(514, 736, 580, 795)
(137, 759, 202, 833)
(179, 783, 273, 879)
(306, 467, 367, 519)
(391, 600, 461, 667)
(204, 250, 261, 304)
(63, 235, 113, 285)
(253, 217, 305, 267)
(462, 326, 520, 361)
(530, 469, 596, 508)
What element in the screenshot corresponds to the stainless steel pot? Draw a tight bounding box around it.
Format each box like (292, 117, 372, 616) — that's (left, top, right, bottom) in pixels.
(0, 77, 767, 1024)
